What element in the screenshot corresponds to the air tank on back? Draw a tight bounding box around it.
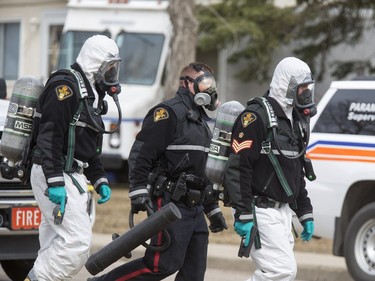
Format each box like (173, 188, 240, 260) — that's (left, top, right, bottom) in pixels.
(205, 100, 245, 197)
(0, 76, 44, 178)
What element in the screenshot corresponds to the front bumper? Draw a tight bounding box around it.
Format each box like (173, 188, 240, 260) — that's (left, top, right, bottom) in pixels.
(0, 230, 39, 260)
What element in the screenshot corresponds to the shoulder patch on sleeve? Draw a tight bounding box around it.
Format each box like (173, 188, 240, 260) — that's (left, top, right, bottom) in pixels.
(232, 138, 253, 153)
(241, 112, 257, 128)
(55, 85, 73, 101)
(153, 107, 169, 122)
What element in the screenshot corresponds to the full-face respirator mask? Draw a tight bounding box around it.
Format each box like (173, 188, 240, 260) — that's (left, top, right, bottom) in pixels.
(180, 68, 220, 111)
(94, 54, 121, 95)
(286, 73, 317, 118)
(88, 54, 122, 134)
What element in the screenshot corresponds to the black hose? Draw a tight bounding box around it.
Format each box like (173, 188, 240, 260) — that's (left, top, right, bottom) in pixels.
(84, 93, 122, 134)
(273, 117, 310, 160)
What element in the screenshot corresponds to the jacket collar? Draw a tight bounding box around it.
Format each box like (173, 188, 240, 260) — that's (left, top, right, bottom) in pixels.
(267, 95, 302, 125)
(267, 96, 288, 119)
(176, 87, 210, 121)
(71, 63, 96, 99)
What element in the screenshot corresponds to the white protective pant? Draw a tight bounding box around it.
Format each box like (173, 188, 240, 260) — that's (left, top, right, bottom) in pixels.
(30, 164, 92, 281)
(247, 204, 297, 281)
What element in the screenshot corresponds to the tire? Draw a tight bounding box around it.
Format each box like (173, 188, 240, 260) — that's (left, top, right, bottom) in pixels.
(344, 202, 375, 281)
(1, 260, 34, 281)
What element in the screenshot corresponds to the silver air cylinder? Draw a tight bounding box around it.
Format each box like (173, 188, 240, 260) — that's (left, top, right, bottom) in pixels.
(205, 101, 245, 190)
(0, 76, 44, 166)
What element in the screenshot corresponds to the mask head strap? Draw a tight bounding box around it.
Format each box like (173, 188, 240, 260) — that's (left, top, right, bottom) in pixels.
(179, 76, 195, 89)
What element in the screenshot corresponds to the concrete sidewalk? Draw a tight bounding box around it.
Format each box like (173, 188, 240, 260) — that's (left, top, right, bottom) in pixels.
(91, 233, 353, 281)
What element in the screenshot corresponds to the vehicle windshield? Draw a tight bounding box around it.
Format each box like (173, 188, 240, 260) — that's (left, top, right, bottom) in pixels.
(56, 30, 165, 86)
(116, 32, 164, 85)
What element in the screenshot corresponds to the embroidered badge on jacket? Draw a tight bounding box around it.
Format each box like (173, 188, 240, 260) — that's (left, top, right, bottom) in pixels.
(241, 112, 256, 128)
(154, 107, 169, 122)
(232, 139, 253, 153)
(56, 85, 73, 101)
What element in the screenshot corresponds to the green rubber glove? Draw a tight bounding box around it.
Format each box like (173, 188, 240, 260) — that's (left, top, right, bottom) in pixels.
(98, 184, 111, 204)
(48, 186, 67, 214)
(301, 221, 314, 241)
(234, 221, 254, 247)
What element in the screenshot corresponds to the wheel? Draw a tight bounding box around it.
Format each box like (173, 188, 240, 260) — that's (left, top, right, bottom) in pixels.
(1, 260, 34, 281)
(344, 202, 375, 281)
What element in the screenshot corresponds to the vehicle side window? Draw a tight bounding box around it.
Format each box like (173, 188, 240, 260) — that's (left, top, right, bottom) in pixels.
(0, 22, 20, 80)
(313, 89, 375, 135)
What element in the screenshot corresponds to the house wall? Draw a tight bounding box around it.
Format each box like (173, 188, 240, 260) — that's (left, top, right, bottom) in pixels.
(0, 0, 67, 96)
(2, 0, 375, 105)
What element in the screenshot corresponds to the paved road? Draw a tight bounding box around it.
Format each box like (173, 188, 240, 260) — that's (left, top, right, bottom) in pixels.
(0, 249, 254, 281)
(0, 261, 306, 281)
(0, 233, 351, 281)
(0, 248, 255, 281)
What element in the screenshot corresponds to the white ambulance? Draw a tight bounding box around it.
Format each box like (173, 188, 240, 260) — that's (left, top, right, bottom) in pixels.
(306, 78, 375, 281)
(56, 0, 172, 176)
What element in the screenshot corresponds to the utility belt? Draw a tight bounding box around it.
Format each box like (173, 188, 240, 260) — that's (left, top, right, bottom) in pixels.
(32, 147, 88, 174)
(152, 172, 206, 207)
(254, 196, 286, 209)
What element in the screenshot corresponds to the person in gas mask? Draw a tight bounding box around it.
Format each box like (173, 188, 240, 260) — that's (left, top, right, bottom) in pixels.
(224, 57, 315, 281)
(88, 62, 227, 281)
(25, 35, 121, 281)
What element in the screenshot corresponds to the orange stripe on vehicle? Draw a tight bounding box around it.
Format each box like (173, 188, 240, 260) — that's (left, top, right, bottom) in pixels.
(307, 156, 375, 163)
(307, 147, 375, 163)
(309, 147, 375, 157)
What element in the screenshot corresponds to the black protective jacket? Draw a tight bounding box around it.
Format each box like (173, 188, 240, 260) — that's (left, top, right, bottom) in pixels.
(128, 87, 218, 212)
(224, 96, 313, 224)
(32, 63, 108, 191)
